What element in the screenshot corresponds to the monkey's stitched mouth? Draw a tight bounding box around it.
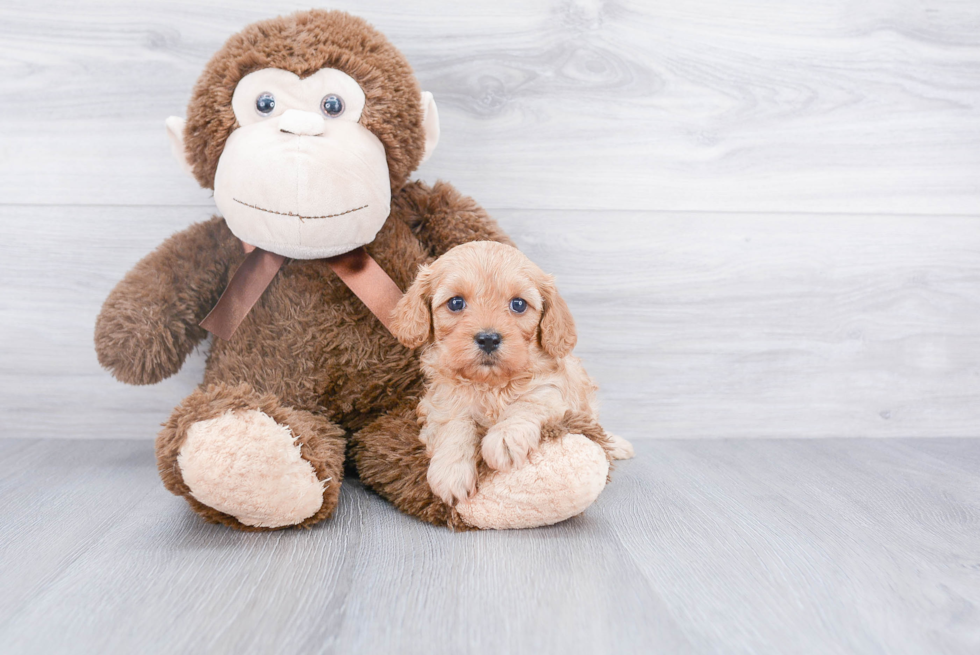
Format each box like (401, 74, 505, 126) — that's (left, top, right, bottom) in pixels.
(232, 198, 368, 221)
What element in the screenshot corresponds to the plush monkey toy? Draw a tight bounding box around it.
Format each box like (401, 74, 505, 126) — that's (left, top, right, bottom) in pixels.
(95, 9, 612, 531)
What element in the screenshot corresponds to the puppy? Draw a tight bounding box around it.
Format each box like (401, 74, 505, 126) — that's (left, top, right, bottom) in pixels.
(390, 241, 634, 506)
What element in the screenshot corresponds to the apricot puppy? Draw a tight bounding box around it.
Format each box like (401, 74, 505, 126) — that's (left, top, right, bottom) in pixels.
(390, 241, 633, 506)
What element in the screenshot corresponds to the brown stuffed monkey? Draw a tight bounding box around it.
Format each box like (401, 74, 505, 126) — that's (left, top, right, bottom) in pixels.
(94, 9, 612, 531)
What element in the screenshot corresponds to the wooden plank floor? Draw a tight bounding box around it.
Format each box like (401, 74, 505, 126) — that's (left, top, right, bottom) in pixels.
(1, 438, 978, 654)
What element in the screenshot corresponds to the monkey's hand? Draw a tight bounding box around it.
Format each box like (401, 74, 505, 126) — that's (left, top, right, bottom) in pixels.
(94, 217, 238, 385)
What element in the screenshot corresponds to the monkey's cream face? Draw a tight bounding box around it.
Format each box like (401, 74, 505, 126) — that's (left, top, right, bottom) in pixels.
(213, 68, 391, 259)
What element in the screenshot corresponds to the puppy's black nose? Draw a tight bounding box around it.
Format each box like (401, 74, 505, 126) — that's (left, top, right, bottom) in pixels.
(475, 331, 502, 354)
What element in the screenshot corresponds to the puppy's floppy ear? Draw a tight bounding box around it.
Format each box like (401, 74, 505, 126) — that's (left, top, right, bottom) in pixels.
(538, 274, 577, 359)
(390, 264, 435, 348)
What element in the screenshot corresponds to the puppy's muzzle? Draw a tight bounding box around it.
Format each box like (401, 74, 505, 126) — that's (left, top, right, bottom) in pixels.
(475, 330, 502, 354)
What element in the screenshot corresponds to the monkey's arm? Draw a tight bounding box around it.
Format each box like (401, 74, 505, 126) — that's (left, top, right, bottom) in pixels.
(94, 216, 240, 385)
(394, 180, 514, 257)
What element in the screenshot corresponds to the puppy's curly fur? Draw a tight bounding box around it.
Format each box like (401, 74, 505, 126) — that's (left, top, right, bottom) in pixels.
(390, 242, 633, 506)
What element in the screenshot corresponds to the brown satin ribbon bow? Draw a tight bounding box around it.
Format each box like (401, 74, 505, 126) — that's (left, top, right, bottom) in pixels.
(199, 245, 403, 341)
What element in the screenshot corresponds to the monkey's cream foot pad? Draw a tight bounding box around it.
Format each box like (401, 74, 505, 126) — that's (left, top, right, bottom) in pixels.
(456, 433, 609, 530)
(177, 409, 325, 528)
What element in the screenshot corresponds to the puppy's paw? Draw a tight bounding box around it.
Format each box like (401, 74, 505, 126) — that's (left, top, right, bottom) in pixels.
(482, 421, 541, 471)
(427, 457, 478, 506)
(605, 433, 635, 460)
(418, 422, 436, 448)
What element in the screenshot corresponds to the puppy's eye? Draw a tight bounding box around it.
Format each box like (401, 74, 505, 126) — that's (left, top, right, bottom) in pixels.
(510, 298, 527, 314)
(447, 296, 466, 312)
(255, 92, 276, 115)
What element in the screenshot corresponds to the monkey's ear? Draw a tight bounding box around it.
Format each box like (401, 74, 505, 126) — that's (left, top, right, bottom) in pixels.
(419, 92, 440, 164)
(165, 116, 195, 178)
(390, 265, 435, 349)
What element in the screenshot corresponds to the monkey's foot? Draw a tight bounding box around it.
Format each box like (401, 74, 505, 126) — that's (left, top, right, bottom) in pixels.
(157, 383, 346, 530)
(456, 433, 609, 530)
(177, 409, 327, 528)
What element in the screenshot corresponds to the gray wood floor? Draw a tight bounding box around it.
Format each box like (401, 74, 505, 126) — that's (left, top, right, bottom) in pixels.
(1, 438, 978, 655)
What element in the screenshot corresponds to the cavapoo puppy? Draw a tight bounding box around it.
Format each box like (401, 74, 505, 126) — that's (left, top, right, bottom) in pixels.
(390, 241, 634, 506)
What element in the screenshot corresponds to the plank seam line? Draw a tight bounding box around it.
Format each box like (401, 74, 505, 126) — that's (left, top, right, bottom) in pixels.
(2, 202, 979, 219)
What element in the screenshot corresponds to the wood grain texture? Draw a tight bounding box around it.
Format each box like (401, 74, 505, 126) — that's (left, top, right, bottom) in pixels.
(1, 438, 977, 654)
(0, 0, 978, 212)
(2, 205, 978, 440)
(1, 1, 978, 439)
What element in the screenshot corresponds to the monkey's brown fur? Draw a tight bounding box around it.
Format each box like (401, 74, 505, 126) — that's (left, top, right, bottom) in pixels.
(352, 409, 615, 533)
(184, 11, 426, 191)
(97, 177, 512, 529)
(95, 10, 595, 530)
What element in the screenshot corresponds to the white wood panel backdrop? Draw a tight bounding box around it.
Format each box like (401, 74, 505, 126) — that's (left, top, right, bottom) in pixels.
(1, 0, 978, 439)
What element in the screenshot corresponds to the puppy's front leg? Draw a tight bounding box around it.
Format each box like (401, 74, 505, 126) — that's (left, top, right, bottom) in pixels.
(482, 388, 563, 472)
(425, 418, 480, 506)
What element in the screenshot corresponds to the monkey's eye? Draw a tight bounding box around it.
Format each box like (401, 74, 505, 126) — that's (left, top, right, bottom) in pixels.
(447, 296, 466, 312)
(321, 94, 345, 117)
(255, 92, 276, 115)
(510, 298, 527, 314)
